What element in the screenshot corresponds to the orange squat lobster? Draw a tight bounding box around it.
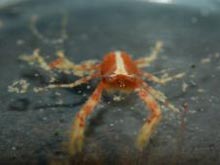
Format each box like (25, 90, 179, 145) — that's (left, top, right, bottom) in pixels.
(21, 41, 185, 156)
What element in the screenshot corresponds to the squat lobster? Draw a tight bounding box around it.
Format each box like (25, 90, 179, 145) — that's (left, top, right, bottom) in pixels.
(20, 41, 185, 156)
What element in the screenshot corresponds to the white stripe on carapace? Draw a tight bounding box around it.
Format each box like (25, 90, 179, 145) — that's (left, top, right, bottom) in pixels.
(114, 51, 128, 75)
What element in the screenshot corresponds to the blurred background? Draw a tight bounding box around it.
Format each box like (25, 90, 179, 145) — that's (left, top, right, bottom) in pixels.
(0, 0, 220, 164)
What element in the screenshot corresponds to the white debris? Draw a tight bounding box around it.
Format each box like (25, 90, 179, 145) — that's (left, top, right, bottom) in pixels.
(182, 81, 188, 93)
(8, 79, 29, 94)
(197, 88, 205, 93)
(109, 123, 114, 127)
(55, 91, 61, 96)
(214, 53, 220, 58)
(113, 95, 123, 102)
(16, 39, 25, 45)
(201, 57, 211, 64)
(11, 146, 16, 151)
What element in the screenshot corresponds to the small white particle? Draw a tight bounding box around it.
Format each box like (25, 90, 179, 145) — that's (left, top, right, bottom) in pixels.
(55, 92, 61, 96)
(12, 146, 16, 151)
(34, 73, 39, 77)
(190, 96, 198, 102)
(109, 123, 114, 127)
(182, 81, 188, 93)
(214, 53, 220, 58)
(201, 57, 211, 64)
(113, 95, 123, 102)
(57, 100, 64, 105)
(8, 79, 30, 94)
(197, 89, 205, 93)
(42, 117, 47, 121)
(16, 39, 25, 45)
(82, 93, 87, 97)
(190, 110, 197, 114)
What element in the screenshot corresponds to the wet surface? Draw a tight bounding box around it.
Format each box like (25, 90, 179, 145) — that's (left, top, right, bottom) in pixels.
(0, 0, 220, 164)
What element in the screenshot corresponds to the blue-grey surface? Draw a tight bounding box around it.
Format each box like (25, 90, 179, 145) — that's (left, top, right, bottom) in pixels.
(0, 0, 28, 8)
(0, 0, 220, 164)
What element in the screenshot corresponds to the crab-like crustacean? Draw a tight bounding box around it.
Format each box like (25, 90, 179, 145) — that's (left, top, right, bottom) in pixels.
(20, 41, 185, 156)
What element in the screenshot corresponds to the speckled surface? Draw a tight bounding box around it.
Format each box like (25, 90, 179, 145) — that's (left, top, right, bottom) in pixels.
(0, 0, 220, 164)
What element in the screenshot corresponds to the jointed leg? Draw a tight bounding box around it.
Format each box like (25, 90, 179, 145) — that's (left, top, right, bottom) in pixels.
(20, 49, 51, 71)
(48, 51, 98, 76)
(20, 49, 98, 77)
(68, 82, 104, 156)
(142, 72, 185, 85)
(33, 73, 99, 92)
(136, 88, 162, 150)
(135, 41, 163, 68)
(145, 84, 180, 113)
(30, 15, 68, 44)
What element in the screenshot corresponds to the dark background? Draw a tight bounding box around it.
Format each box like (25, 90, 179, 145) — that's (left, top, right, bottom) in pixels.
(0, 0, 220, 164)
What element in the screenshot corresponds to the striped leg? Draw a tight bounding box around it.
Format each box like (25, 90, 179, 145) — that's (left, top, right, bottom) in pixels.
(136, 88, 162, 150)
(135, 41, 163, 68)
(20, 49, 51, 71)
(20, 49, 98, 77)
(68, 82, 104, 156)
(30, 15, 68, 44)
(142, 81, 180, 113)
(33, 73, 99, 92)
(147, 85, 180, 113)
(142, 72, 185, 85)
(48, 51, 98, 76)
